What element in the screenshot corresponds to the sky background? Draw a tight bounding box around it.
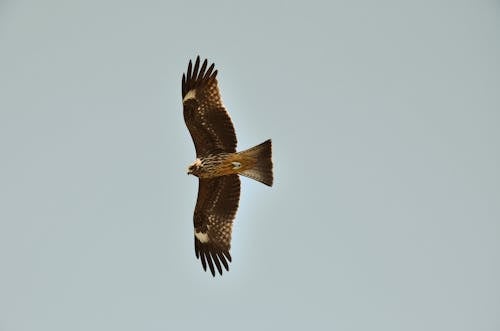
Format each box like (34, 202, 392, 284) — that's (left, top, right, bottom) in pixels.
(0, 0, 499, 330)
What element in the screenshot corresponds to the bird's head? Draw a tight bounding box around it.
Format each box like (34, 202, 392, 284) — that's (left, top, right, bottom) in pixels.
(187, 158, 202, 176)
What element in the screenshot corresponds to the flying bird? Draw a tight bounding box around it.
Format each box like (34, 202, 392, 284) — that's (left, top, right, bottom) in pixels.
(182, 56, 273, 276)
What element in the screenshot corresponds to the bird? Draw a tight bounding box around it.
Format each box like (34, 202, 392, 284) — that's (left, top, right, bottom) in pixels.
(182, 56, 273, 276)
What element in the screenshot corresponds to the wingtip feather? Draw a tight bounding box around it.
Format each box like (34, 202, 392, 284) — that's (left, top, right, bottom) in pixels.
(182, 56, 219, 98)
(195, 238, 232, 276)
(199, 59, 208, 79)
(193, 57, 200, 80)
(212, 253, 223, 275)
(206, 252, 216, 276)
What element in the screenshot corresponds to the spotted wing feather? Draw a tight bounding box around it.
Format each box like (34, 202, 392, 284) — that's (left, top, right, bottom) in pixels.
(182, 56, 237, 157)
(193, 175, 240, 276)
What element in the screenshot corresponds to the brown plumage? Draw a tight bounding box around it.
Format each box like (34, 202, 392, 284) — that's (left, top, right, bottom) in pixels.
(182, 56, 273, 276)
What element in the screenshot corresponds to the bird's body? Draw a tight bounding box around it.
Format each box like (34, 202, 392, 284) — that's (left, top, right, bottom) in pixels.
(182, 56, 273, 276)
(188, 141, 272, 184)
(189, 153, 243, 179)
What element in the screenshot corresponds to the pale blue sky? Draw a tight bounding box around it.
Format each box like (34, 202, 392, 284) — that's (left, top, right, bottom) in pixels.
(0, 1, 499, 330)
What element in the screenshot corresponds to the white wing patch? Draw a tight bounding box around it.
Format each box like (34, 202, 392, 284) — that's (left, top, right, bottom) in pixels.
(231, 161, 241, 169)
(195, 230, 209, 243)
(183, 89, 196, 102)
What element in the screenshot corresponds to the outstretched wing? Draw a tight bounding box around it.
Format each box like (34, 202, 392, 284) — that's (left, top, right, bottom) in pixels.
(182, 56, 237, 157)
(193, 175, 240, 276)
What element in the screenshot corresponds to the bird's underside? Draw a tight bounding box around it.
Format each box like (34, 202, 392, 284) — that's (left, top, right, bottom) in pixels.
(182, 56, 273, 276)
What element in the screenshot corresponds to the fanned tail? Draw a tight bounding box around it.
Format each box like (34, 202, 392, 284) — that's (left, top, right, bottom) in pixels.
(238, 139, 273, 186)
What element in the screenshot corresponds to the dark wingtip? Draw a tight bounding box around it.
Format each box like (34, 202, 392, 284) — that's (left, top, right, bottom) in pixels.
(193, 57, 200, 79)
(223, 251, 232, 263)
(217, 252, 229, 271)
(206, 253, 216, 276)
(199, 59, 208, 79)
(212, 252, 223, 275)
(186, 60, 192, 82)
(204, 63, 215, 80)
(182, 56, 218, 98)
(200, 251, 207, 272)
(195, 238, 231, 277)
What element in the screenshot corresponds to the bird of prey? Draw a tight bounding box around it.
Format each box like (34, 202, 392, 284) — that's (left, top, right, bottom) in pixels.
(182, 56, 273, 276)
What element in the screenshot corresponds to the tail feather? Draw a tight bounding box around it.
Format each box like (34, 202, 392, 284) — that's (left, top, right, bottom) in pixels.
(238, 139, 273, 186)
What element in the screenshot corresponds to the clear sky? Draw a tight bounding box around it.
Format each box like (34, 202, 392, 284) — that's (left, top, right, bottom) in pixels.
(0, 1, 499, 330)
